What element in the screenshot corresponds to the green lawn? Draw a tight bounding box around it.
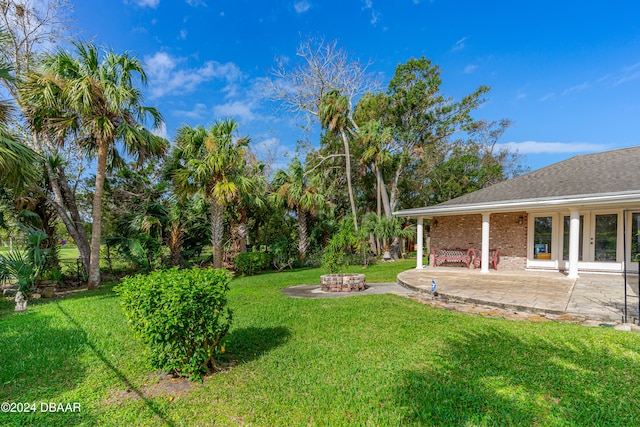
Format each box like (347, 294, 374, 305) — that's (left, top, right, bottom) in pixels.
(0, 245, 79, 260)
(2, 260, 640, 426)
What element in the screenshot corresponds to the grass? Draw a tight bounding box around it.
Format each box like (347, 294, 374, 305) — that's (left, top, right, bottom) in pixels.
(2, 259, 640, 426)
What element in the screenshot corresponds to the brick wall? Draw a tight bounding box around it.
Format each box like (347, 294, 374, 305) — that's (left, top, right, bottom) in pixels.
(429, 212, 528, 270)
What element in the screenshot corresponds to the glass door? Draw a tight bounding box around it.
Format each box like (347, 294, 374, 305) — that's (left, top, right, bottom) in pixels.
(593, 214, 617, 261)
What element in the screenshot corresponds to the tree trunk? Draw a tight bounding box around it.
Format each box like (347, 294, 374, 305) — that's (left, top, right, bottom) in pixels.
(369, 231, 377, 255)
(340, 129, 358, 232)
(389, 162, 403, 214)
(377, 167, 392, 220)
(376, 168, 382, 218)
(44, 160, 91, 276)
(297, 206, 308, 260)
(56, 164, 91, 274)
(210, 200, 224, 269)
(88, 142, 109, 289)
(390, 236, 401, 260)
(237, 207, 248, 254)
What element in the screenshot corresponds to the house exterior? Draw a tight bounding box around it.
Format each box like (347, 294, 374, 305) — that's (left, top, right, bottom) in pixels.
(394, 146, 640, 277)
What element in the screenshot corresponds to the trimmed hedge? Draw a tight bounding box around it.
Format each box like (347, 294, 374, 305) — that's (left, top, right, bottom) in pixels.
(116, 267, 232, 381)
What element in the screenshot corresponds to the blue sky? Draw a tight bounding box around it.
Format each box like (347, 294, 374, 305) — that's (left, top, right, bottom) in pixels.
(72, 0, 640, 171)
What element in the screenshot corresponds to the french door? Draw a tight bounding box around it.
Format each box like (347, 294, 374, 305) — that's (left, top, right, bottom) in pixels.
(560, 211, 620, 269)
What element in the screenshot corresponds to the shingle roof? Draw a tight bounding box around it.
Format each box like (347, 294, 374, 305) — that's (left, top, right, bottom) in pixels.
(394, 146, 640, 217)
(441, 146, 640, 206)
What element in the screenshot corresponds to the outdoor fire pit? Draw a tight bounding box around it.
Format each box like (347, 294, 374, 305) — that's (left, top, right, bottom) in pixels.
(320, 273, 366, 292)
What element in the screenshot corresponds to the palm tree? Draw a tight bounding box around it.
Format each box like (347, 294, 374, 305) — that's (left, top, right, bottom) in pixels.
(171, 119, 253, 269)
(0, 61, 38, 190)
(232, 162, 266, 255)
(318, 89, 358, 232)
(271, 158, 325, 261)
(358, 120, 393, 219)
(362, 213, 415, 260)
(21, 42, 167, 289)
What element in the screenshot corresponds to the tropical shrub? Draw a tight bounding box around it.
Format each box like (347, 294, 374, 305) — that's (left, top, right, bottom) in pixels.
(0, 227, 50, 293)
(116, 267, 232, 381)
(233, 251, 272, 276)
(321, 216, 360, 273)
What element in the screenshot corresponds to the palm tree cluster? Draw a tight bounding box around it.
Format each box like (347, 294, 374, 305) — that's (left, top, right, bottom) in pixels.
(0, 7, 525, 289)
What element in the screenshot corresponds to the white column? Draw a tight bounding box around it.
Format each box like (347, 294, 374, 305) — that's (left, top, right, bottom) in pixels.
(416, 217, 424, 269)
(567, 209, 580, 279)
(481, 213, 491, 273)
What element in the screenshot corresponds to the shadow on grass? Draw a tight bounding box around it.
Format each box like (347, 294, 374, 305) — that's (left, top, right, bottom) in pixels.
(56, 304, 175, 427)
(0, 309, 97, 426)
(222, 326, 291, 365)
(393, 325, 640, 426)
(0, 285, 119, 318)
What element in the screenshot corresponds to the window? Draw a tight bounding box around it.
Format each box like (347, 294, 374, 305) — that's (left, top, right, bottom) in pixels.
(534, 216, 553, 259)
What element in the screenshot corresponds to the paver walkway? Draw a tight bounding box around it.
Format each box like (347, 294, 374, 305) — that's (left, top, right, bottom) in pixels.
(397, 267, 640, 323)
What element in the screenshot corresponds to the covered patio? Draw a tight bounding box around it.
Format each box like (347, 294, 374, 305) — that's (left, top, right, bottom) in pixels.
(397, 267, 640, 323)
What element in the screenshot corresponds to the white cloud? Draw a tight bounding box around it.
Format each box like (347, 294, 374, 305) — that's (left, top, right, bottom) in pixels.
(612, 62, 640, 86)
(464, 64, 477, 74)
(179, 29, 187, 39)
(450, 36, 468, 52)
(145, 52, 243, 98)
(212, 100, 257, 123)
(252, 137, 291, 177)
(361, 0, 381, 26)
(130, 0, 160, 8)
(174, 103, 209, 120)
(497, 141, 608, 155)
(186, 0, 207, 6)
(151, 122, 170, 140)
(294, 0, 311, 13)
(562, 81, 591, 96)
(539, 93, 555, 102)
(558, 62, 640, 98)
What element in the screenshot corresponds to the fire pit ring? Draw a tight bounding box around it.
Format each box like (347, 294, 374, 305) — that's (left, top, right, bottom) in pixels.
(320, 273, 366, 292)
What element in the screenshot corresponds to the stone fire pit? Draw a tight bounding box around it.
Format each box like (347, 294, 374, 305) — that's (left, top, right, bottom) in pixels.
(320, 273, 366, 292)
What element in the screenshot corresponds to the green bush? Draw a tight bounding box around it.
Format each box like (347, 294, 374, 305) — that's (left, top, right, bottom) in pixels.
(233, 251, 272, 276)
(116, 267, 232, 381)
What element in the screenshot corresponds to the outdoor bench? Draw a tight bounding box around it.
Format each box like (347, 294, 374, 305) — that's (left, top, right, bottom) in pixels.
(474, 248, 500, 270)
(430, 248, 476, 268)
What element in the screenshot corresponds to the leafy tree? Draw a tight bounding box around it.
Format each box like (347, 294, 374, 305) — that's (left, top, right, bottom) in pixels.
(0, 2, 89, 276)
(382, 57, 490, 214)
(228, 159, 266, 257)
(270, 158, 325, 261)
(0, 41, 38, 190)
(21, 42, 167, 289)
(171, 119, 253, 269)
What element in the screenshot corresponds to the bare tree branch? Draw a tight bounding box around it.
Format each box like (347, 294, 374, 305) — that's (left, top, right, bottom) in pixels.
(265, 36, 380, 129)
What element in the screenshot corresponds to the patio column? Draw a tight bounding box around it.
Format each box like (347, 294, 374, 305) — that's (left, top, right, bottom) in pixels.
(567, 208, 580, 279)
(481, 213, 491, 273)
(416, 217, 424, 269)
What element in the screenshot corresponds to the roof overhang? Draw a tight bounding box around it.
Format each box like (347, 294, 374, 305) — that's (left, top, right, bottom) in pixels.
(393, 190, 640, 218)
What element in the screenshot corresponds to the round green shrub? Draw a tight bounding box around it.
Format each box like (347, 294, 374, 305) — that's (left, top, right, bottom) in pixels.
(116, 267, 232, 381)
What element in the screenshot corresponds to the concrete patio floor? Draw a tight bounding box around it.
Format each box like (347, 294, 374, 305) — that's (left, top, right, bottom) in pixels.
(397, 267, 640, 323)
